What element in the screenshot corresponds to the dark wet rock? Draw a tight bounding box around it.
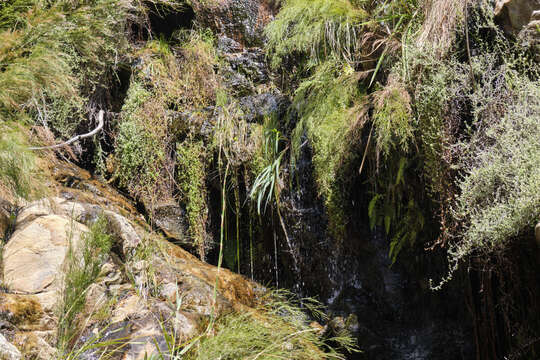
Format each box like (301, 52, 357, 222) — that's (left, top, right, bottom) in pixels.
(169, 108, 215, 140)
(238, 93, 290, 123)
(152, 203, 188, 244)
(220, 46, 269, 96)
(223, 48, 268, 83)
(519, 10, 540, 59)
(257, 136, 474, 359)
(192, 0, 274, 47)
(217, 36, 243, 53)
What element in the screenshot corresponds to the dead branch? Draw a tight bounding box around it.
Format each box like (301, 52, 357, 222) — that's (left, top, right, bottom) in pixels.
(29, 110, 104, 150)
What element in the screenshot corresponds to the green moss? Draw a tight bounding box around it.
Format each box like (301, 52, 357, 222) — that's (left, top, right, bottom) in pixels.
(176, 140, 209, 260)
(114, 81, 167, 201)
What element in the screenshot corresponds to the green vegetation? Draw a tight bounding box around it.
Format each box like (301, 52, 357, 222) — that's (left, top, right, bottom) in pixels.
(57, 216, 113, 355)
(113, 32, 218, 212)
(443, 68, 540, 285)
(264, 0, 423, 246)
(0, 0, 131, 135)
(265, 0, 367, 69)
(291, 58, 361, 240)
(184, 291, 357, 359)
(177, 140, 209, 260)
(0, 128, 36, 199)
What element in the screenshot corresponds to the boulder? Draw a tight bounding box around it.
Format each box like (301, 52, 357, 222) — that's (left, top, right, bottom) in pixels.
(104, 210, 142, 258)
(11, 331, 55, 360)
(2, 214, 88, 294)
(495, 0, 540, 35)
(0, 333, 21, 360)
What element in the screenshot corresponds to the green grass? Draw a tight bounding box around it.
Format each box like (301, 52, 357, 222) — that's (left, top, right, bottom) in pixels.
(0, 0, 132, 137)
(265, 0, 367, 70)
(0, 127, 36, 199)
(146, 290, 358, 360)
(57, 215, 113, 355)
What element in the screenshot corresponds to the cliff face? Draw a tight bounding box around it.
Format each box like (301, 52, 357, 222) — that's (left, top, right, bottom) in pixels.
(1, 0, 539, 359)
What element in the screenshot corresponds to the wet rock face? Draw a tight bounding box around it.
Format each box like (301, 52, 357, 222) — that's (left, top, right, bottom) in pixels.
(152, 203, 188, 244)
(238, 93, 290, 123)
(193, 0, 274, 47)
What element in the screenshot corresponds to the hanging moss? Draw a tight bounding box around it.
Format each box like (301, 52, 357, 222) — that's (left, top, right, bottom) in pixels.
(265, 0, 367, 70)
(291, 58, 363, 242)
(176, 139, 209, 260)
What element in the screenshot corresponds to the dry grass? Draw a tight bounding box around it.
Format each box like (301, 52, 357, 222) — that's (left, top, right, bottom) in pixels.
(416, 0, 467, 56)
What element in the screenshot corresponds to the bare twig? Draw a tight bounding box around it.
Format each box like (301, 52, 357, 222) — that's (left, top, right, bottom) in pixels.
(30, 110, 104, 150)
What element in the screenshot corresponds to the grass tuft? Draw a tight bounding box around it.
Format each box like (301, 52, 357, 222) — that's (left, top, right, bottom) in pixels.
(57, 215, 113, 355)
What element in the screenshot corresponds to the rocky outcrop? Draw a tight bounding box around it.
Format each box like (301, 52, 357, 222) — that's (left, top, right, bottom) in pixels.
(151, 203, 188, 245)
(519, 10, 540, 60)
(3, 213, 88, 294)
(0, 161, 260, 359)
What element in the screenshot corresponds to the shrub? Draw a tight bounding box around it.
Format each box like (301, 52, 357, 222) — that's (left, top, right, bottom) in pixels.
(113, 81, 171, 204)
(113, 32, 219, 208)
(451, 75, 540, 265)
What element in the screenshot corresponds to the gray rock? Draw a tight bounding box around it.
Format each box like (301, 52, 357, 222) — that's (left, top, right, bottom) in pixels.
(495, 0, 540, 35)
(0, 333, 21, 360)
(3, 214, 88, 294)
